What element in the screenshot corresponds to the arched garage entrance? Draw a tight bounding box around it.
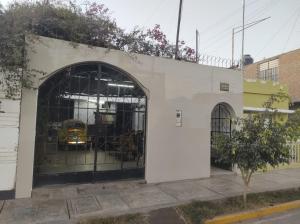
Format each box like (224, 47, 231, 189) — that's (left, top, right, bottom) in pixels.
(211, 103, 234, 170)
(33, 63, 147, 186)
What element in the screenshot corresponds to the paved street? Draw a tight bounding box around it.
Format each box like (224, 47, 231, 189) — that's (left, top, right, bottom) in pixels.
(239, 208, 300, 224)
(1, 168, 300, 224)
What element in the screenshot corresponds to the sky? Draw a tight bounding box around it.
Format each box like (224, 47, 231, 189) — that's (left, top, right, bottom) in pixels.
(1, 0, 300, 62)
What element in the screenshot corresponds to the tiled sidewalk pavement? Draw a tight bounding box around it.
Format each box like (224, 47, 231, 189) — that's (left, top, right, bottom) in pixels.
(1, 168, 300, 224)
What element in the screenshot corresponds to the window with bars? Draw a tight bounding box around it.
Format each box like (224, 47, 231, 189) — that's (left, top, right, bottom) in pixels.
(258, 59, 279, 81)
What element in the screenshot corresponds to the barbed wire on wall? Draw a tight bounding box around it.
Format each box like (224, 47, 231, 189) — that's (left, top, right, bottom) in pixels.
(197, 53, 240, 69)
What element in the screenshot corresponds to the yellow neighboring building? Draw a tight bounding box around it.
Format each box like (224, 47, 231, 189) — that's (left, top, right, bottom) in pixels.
(243, 79, 294, 122)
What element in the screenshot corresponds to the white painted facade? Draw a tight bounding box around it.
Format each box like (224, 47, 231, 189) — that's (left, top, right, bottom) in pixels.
(0, 76, 20, 192)
(0, 36, 243, 198)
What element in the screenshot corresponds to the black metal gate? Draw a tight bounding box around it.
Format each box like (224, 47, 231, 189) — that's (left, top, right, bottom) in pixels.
(211, 103, 233, 169)
(34, 63, 147, 186)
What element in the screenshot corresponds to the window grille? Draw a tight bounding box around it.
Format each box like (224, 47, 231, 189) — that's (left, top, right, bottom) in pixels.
(258, 59, 279, 81)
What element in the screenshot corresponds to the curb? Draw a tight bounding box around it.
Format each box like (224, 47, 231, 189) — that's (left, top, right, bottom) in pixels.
(205, 200, 300, 224)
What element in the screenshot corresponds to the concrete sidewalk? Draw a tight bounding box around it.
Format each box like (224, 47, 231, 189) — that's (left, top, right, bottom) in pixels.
(1, 168, 300, 224)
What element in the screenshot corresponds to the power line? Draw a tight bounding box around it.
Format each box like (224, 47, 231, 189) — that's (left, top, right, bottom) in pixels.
(141, 0, 169, 27)
(202, 1, 278, 60)
(201, 30, 233, 53)
(282, 11, 300, 52)
(208, 0, 278, 56)
(164, 2, 180, 42)
(199, 0, 259, 35)
(231, 17, 271, 64)
(178, 0, 260, 51)
(205, 35, 232, 56)
(246, 0, 276, 22)
(184, 1, 250, 46)
(255, 5, 300, 58)
(202, 0, 282, 55)
(198, 0, 261, 50)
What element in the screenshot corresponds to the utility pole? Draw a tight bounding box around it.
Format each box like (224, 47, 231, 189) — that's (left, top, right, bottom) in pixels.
(241, 0, 245, 70)
(196, 29, 199, 63)
(231, 28, 235, 66)
(175, 0, 183, 60)
(231, 16, 270, 67)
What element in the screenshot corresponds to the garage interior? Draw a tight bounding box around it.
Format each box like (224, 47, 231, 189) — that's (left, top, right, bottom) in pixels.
(34, 63, 147, 185)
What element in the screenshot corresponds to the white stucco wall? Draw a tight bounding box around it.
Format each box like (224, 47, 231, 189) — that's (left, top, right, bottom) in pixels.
(0, 74, 20, 192)
(15, 35, 243, 198)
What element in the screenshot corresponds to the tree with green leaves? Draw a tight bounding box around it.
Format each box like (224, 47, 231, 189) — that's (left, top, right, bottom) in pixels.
(0, 0, 196, 98)
(286, 109, 300, 142)
(215, 115, 290, 206)
(214, 93, 298, 206)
